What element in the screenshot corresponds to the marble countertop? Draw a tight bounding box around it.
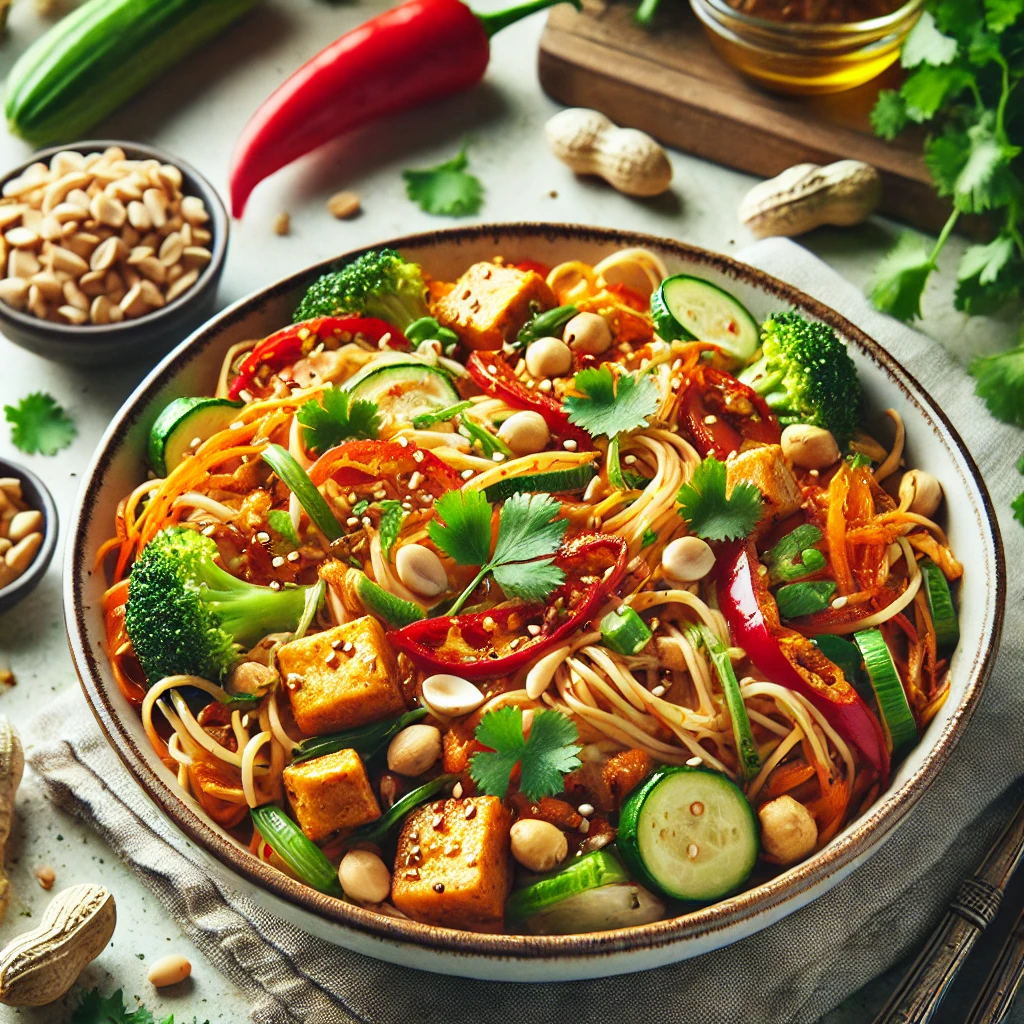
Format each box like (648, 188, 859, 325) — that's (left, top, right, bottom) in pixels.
(0, 0, 1016, 1020)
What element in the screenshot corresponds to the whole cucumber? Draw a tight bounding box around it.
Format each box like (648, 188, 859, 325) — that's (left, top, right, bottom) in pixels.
(5, 0, 259, 146)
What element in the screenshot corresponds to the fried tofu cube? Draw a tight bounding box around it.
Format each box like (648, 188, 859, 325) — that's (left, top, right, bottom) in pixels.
(727, 444, 803, 522)
(391, 796, 512, 931)
(279, 616, 405, 736)
(433, 261, 556, 351)
(282, 748, 381, 841)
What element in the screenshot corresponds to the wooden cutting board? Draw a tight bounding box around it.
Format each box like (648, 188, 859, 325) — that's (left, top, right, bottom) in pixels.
(538, 2, 961, 236)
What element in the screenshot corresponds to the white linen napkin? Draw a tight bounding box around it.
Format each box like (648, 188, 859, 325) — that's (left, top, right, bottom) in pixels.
(29, 237, 1024, 1024)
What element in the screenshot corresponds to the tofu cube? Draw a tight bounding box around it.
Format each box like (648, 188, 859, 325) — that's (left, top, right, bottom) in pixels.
(282, 748, 381, 841)
(727, 444, 803, 522)
(279, 616, 405, 736)
(433, 262, 556, 351)
(391, 796, 512, 931)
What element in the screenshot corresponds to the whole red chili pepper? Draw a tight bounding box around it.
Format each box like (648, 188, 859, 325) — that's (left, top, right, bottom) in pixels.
(229, 0, 581, 216)
(717, 541, 890, 783)
(227, 316, 405, 400)
(389, 533, 627, 678)
(466, 351, 591, 447)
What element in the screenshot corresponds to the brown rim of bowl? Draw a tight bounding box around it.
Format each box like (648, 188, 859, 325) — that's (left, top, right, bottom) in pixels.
(696, 0, 922, 36)
(0, 140, 227, 337)
(65, 222, 1005, 962)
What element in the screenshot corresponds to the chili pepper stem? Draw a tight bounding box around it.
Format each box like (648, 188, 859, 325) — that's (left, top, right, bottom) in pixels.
(475, 0, 581, 38)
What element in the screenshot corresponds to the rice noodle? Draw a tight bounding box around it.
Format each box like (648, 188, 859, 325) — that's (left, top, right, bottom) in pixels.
(241, 731, 272, 807)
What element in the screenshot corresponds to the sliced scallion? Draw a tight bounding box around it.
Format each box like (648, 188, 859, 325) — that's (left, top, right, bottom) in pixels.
(261, 444, 343, 542)
(250, 804, 342, 896)
(412, 399, 474, 430)
(292, 707, 429, 764)
(764, 523, 826, 584)
(348, 773, 457, 845)
(601, 606, 652, 656)
(292, 580, 325, 641)
(776, 581, 836, 619)
(355, 573, 425, 628)
(854, 628, 916, 755)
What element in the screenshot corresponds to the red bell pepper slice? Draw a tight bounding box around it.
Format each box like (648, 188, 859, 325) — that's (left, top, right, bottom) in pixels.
(717, 541, 889, 783)
(307, 439, 462, 496)
(515, 260, 551, 278)
(227, 316, 407, 400)
(466, 351, 591, 447)
(681, 366, 780, 459)
(389, 533, 628, 679)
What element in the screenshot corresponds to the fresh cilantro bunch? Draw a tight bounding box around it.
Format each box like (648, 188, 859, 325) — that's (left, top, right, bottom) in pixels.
(296, 389, 380, 455)
(403, 144, 483, 217)
(469, 705, 582, 801)
(73, 986, 209, 1024)
(869, 2, 1024, 321)
(4, 391, 76, 456)
(563, 365, 660, 488)
(428, 489, 567, 613)
(677, 455, 763, 541)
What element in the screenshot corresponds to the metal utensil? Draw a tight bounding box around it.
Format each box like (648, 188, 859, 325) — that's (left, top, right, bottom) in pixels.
(964, 902, 1024, 1024)
(872, 792, 1024, 1024)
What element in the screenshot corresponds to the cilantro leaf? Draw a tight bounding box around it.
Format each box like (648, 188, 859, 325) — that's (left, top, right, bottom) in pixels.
(469, 706, 581, 801)
(676, 455, 762, 541)
(4, 391, 76, 456)
(925, 129, 971, 195)
(901, 11, 958, 66)
(970, 339, 1024, 426)
(492, 559, 565, 603)
(563, 365, 659, 439)
(1014, 491, 1024, 527)
(296, 389, 379, 456)
(641, 526, 658, 548)
(870, 89, 908, 140)
(492, 492, 567, 565)
(429, 490, 493, 566)
(954, 115, 1022, 213)
(403, 145, 483, 217)
(955, 234, 1020, 313)
(985, 0, 1023, 32)
(900, 65, 973, 122)
(379, 499, 406, 560)
(868, 233, 935, 322)
(73, 988, 159, 1024)
(268, 509, 300, 547)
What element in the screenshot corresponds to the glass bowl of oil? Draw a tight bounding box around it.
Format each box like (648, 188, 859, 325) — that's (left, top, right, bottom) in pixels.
(689, 0, 922, 95)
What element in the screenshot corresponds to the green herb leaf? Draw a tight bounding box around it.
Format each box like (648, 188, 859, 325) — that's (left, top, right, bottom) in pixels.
(868, 233, 935, 322)
(900, 65, 973, 121)
(563, 365, 659, 439)
(955, 234, 1020, 313)
(676, 455, 762, 541)
(985, 0, 1023, 32)
(925, 129, 971, 196)
(403, 145, 483, 217)
(491, 559, 565, 603)
(469, 706, 581, 801)
(954, 115, 1022, 213)
(970, 339, 1024, 426)
(428, 489, 493, 566)
(641, 526, 658, 548)
(296, 389, 380, 455)
(379, 499, 406, 560)
(492, 492, 567, 566)
(901, 10, 958, 66)
(73, 988, 204, 1024)
(1013, 491, 1024, 526)
(268, 509, 300, 547)
(4, 391, 76, 456)
(870, 89, 908, 140)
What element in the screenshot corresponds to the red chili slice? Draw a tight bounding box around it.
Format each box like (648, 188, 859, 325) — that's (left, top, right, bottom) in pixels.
(307, 439, 462, 496)
(681, 366, 781, 459)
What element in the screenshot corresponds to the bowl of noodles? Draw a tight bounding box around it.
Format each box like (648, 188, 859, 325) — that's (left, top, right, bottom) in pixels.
(66, 223, 1004, 979)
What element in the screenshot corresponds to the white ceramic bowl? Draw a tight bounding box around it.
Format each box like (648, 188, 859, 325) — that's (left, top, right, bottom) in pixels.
(65, 224, 1005, 980)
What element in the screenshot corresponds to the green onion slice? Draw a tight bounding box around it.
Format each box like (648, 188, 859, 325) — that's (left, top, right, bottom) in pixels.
(349, 773, 457, 846)
(607, 434, 626, 491)
(292, 580, 325, 641)
(412, 399, 474, 430)
(776, 581, 836, 619)
(692, 625, 761, 781)
(764, 524, 826, 584)
(601, 606, 652, 656)
(261, 443, 343, 542)
(919, 558, 959, 655)
(292, 708, 429, 764)
(250, 805, 343, 896)
(853, 628, 917, 755)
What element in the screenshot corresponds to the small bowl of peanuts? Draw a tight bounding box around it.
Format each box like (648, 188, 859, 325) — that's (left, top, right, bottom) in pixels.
(0, 456, 57, 614)
(0, 140, 228, 366)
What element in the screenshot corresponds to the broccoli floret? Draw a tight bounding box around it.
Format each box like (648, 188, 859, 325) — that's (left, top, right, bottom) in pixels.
(738, 311, 862, 446)
(124, 526, 310, 685)
(293, 247, 430, 328)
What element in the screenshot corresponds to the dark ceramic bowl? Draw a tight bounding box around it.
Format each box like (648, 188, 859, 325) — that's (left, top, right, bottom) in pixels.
(0, 140, 228, 367)
(0, 454, 57, 614)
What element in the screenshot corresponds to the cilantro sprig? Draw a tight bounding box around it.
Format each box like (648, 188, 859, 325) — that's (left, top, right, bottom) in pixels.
(74, 986, 209, 1024)
(869, 4, 1024, 322)
(469, 705, 582, 801)
(4, 391, 76, 456)
(676, 455, 762, 541)
(403, 144, 483, 217)
(427, 489, 567, 614)
(296, 389, 380, 456)
(563, 365, 659, 489)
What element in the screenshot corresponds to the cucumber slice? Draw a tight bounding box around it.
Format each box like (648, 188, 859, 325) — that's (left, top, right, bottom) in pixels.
(853, 628, 916, 755)
(482, 465, 596, 502)
(812, 634, 867, 695)
(355, 573, 425, 628)
(618, 765, 759, 902)
(148, 396, 242, 476)
(506, 849, 628, 920)
(601, 606, 652, 656)
(920, 558, 959, 656)
(522, 882, 666, 935)
(343, 355, 460, 430)
(650, 275, 759, 360)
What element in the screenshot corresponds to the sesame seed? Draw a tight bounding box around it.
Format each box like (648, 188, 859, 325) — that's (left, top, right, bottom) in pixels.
(272, 555, 285, 568)
(686, 756, 703, 767)
(201, 525, 217, 537)
(229, 420, 245, 430)
(704, 415, 717, 424)
(482, 616, 496, 630)
(563, 439, 578, 451)
(464, 803, 476, 820)
(492, 452, 505, 462)
(269, 580, 281, 590)
(342, 641, 353, 653)
(579, 818, 590, 834)
(809, 469, 820, 477)
(286, 551, 300, 562)
(623, 455, 637, 465)
(452, 782, 464, 799)
(651, 685, 666, 697)
(413, 451, 424, 463)
(297, 328, 310, 340)
(409, 471, 422, 490)
(346, 517, 359, 527)
(373, 489, 387, 500)
(238, 390, 254, 403)
(538, 379, 553, 392)
(577, 803, 594, 817)
(420, 492, 432, 504)
(325, 652, 339, 668)
(398, 436, 410, 447)
(379, 333, 393, 349)
(690, 801, 704, 816)
(487, 365, 497, 374)
(189, 436, 202, 449)
(527, 624, 541, 636)
(331, 639, 344, 650)
(361, 516, 372, 527)
(347, 492, 357, 503)
(687, 843, 699, 860)
(461, 469, 474, 480)
(256, 531, 270, 543)
(832, 596, 849, 609)
(401, 501, 413, 510)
